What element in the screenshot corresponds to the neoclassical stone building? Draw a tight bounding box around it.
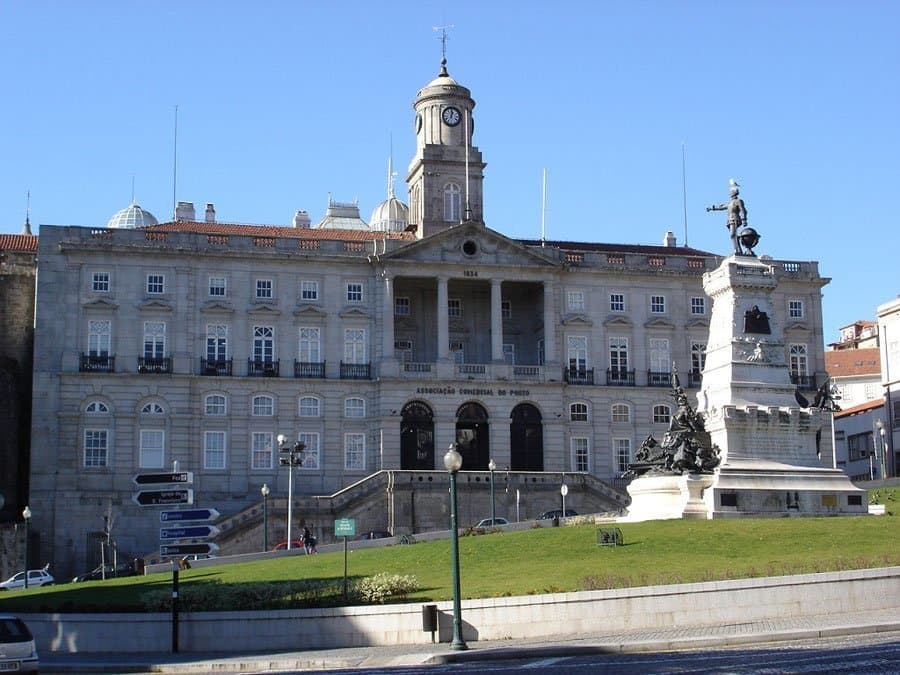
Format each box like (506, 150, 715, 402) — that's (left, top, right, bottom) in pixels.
(29, 61, 831, 573)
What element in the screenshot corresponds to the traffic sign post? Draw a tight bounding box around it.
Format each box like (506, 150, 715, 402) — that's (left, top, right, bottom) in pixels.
(159, 542, 219, 557)
(133, 472, 193, 486)
(160, 525, 220, 540)
(133, 488, 194, 507)
(334, 518, 356, 600)
(160, 508, 220, 522)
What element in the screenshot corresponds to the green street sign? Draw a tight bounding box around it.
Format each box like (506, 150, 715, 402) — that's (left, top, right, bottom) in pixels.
(334, 518, 356, 537)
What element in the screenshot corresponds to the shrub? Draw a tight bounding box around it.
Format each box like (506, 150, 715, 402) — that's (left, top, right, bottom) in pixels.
(352, 573, 419, 604)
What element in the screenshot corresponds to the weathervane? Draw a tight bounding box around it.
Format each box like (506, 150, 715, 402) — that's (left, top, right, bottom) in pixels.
(433, 24, 454, 72)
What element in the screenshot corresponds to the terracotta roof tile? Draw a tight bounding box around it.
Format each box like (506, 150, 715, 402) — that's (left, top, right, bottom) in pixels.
(824, 348, 881, 377)
(834, 398, 884, 419)
(0, 234, 38, 252)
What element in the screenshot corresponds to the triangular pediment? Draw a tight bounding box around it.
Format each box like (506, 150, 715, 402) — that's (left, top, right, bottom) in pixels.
(644, 317, 675, 329)
(685, 318, 709, 329)
(339, 306, 371, 319)
(247, 303, 281, 317)
(381, 221, 560, 269)
(785, 321, 809, 333)
(137, 298, 173, 312)
(82, 297, 118, 310)
(561, 313, 593, 327)
(604, 315, 633, 327)
(293, 304, 327, 318)
(200, 301, 234, 314)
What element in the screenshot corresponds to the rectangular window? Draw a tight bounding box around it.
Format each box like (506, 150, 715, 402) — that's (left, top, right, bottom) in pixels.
(789, 300, 805, 319)
(299, 432, 320, 470)
(503, 343, 516, 365)
(299, 396, 320, 417)
(139, 429, 165, 468)
(253, 326, 275, 363)
(790, 343, 808, 376)
(610, 293, 625, 312)
(864, 383, 877, 400)
(649, 338, 671, 373)
(255, 278, 273, 300)
(298, 327, 320, 362)
(570, 403, 589, 422)
(650, 295, 666, 314)
(205, 395, 226, 416)
(847, 432, 874, 461)
(567, 291, 585, 312)
(204, 431, 226, 469)
(344, 398, 366, 418)
(344, 433, 365, 470)
(143, 321, 166, 359)
(609, 337, 629, 371)
(501, 301, 512, 319)
(450, 340, 465, 364)
(448, 298, 462, 317)
(146, 274, 165, 294)
(206, 324, 228, 361)
(344, 328, 367, 364)
(209, 276, 226, 297)
(84, 429, 108, 468)
(690, 297, 706, 315)
(300, 280, 319, 301)
(395, 339, 413, 362)
(251, 432, 273, 469)
(567, 335, 588, 371)
(691, 342, 707, 374)
(88, 319, 112, 356)
(395, 297, 411, 316)
(572, 437, 589, 472)
(614, 438, 632, 474)
(92, 272, 110, 292)
(346, 282, 363, 303)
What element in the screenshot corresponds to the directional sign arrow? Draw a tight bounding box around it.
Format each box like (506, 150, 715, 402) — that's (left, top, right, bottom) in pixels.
(133, 472, 193, 486)
(160, 525, 220, 540)
(160, 508, 220, 523)
(159, 542, 220, 557)
(132, 488, 193, 507)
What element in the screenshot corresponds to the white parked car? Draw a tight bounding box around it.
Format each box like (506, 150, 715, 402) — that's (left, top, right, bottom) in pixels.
(0, 614, 39, 673)
(0, 569, 55, 591)
(475, 517, 510, 528)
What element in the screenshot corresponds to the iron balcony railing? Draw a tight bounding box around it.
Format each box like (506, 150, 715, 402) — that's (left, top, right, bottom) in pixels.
(200, 358, 232, 376)
(564, 367, 594, 385)
(340, 361, 371, 380)
(80, 353, 115, 373)
(248, 359, 280, 377)
(137, 356, 172, 374)
(294, 361, 326, 378)
(647, 370, 671, 387)
(606, 368, 635, 386)
(790, 374, 817, 391)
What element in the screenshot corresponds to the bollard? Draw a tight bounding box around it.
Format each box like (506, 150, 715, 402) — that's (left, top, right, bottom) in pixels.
(422, 604, 438, 636)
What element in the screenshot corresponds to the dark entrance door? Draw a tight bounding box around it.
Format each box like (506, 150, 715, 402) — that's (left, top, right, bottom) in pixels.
(510, 403, 543, 470)
(400, 400, 435, 470)
(455, 402, 489, 470)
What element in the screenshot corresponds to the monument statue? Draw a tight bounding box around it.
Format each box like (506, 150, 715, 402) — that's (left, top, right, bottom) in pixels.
(707, 179, 759, 256)
(624, 367, 721, 477)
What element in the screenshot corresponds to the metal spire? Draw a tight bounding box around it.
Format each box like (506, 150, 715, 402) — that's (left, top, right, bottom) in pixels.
(433, 24, 454, 75)
(22, 189, 32, 235)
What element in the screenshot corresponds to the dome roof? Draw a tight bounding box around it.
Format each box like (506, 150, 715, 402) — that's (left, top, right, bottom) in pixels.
(106, 203, 158, 229)
(415, 60, 472, 102)
(369, 197, 409, 233)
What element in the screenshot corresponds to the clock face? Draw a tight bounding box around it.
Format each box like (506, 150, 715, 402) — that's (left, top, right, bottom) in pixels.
(442, 106, 461, 127)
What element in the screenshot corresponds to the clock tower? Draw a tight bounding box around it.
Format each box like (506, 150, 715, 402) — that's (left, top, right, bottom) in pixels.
(406, 58, 485, 238)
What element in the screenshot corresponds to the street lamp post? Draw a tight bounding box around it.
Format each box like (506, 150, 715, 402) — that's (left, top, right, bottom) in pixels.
(876, 419, 887, 479)
(22, 506, 31, 589)
(261, 483, 270, 552)
(488, 458, 496, 525)
(278, 435, 305, 551)
(443, 444, 468, 650)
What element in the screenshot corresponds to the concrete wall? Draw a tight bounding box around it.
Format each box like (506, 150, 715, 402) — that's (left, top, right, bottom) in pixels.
(21, 566, 900, 654)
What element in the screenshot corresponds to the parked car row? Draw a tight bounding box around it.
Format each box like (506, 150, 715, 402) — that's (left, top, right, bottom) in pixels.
(0, 569, 54, 591)
(72, 560, 141, 583)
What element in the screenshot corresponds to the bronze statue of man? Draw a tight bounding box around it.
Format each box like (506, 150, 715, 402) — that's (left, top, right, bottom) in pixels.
(707, 181, 748, 255)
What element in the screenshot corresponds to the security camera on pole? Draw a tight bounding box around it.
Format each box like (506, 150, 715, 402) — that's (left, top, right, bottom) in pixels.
(278, 435, 306, 551)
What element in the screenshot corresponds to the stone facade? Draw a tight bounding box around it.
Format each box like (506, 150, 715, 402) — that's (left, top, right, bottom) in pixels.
(27, 64, 832, 576)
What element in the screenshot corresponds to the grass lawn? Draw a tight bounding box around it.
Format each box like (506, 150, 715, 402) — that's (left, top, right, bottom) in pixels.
(1, 509, 897, 614)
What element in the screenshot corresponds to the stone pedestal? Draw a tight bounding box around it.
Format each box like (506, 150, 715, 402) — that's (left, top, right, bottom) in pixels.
(623, 255, 866, 521)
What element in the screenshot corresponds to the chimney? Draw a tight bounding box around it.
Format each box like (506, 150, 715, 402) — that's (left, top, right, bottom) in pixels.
(663, 230, 677, 247)
(293, 210, 311, 229)
(175, 201, 196, 221)
(205, 203, 216, 223)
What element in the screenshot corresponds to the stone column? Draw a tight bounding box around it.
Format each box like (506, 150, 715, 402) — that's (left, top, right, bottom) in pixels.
(543, 280, 557, 365)
(491, 278, 503, 362)
(437, 276, 449, 360)
(382, 272, 395, 360)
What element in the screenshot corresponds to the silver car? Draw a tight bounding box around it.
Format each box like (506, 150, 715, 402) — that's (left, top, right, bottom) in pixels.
(0, 615, 39, 673)
(0, 569, 55, 591)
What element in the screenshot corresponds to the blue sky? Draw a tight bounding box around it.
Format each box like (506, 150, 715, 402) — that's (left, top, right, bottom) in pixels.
(1, 1, 898, 341)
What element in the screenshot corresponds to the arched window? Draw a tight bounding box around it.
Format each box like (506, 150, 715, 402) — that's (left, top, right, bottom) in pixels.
(569, 403, 589, 422)
(85, 400, 109, 414)
(611, 403, 631, 423)
(345, 397, 366, 418)
(252, 395, 274, 416)
(140, 402, 165, 415)
(653, 404, 672, 424)
(205, 394, 226, 416)
(443, 182, 461, 222)
(299, 396, 321, 417)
